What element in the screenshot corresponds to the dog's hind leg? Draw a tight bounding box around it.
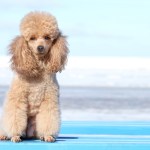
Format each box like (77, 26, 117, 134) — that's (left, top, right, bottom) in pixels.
(36, 87, 60, 142)
(2, 87, 28, 142)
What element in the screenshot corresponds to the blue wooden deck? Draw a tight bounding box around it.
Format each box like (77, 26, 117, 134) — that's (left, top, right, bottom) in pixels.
(1, 121, 150, 150)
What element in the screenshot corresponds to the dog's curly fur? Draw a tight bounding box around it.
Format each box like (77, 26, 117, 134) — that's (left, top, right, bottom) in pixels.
(0, 11, 68, 142)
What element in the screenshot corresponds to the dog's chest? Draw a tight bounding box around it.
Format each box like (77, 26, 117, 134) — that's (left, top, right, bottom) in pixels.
(27, 83, 46, 116)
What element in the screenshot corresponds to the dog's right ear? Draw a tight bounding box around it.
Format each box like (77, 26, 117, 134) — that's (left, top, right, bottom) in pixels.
(9, 36, 41, 77)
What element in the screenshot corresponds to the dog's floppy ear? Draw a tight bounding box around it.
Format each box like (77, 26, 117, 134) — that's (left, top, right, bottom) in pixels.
(9, 36, 41, 77)
(49, 33, 69, 73)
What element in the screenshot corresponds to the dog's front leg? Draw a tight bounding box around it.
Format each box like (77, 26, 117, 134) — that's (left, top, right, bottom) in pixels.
(36, 88, 60, 142)
(2, 91, 28, 142)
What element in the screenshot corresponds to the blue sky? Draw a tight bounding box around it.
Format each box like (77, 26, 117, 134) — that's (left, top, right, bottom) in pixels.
(0, 0, 150, 57)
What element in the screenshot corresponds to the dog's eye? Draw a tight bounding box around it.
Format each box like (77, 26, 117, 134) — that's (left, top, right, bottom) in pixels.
(44, 36, 50, 40)
(30, 37, 36, 40)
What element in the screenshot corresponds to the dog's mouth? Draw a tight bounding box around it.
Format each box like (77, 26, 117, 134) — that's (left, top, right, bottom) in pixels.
(38, 51, 45, 55)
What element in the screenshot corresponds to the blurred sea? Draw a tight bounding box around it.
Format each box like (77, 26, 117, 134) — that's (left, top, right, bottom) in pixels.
(0, 86, 150, 121)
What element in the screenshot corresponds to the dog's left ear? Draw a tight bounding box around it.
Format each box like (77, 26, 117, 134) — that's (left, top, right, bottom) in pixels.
(49, 33, 69, 73)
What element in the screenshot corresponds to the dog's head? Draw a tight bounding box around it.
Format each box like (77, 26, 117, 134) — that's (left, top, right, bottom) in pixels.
(9, 12, 69, 77)
(20, 12, 59, 56)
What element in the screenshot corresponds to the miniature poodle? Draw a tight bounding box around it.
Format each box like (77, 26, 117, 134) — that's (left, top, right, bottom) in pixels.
(0, 11, 68, 142)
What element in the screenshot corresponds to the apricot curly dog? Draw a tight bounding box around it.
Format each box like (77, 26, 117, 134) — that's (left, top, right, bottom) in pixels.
(0, 11, 68, 142)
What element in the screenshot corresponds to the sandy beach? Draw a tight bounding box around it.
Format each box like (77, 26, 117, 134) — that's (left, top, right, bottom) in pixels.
(0, 86, 150, 121)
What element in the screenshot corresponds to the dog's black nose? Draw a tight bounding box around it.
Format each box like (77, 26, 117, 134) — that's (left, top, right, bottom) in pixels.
(37, 45, 44, 53)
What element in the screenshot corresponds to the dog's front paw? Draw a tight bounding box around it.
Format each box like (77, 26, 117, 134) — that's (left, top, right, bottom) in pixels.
(41, 135, 56, 142)
(0, 135, 8, 140)
(11, 136, 22, 143)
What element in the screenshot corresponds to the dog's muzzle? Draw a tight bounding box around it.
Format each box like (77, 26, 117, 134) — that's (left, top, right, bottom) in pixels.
(37, 45, 45, 53)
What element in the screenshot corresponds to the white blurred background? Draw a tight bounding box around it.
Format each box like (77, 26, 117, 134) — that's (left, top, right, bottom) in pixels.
(0, 0, 150, 121)
(0, 0, 150, 87)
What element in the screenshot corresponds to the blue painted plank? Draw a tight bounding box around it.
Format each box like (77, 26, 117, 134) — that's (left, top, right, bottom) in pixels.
(1, 121, 150, 150)
(61, 121, 150, 135)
